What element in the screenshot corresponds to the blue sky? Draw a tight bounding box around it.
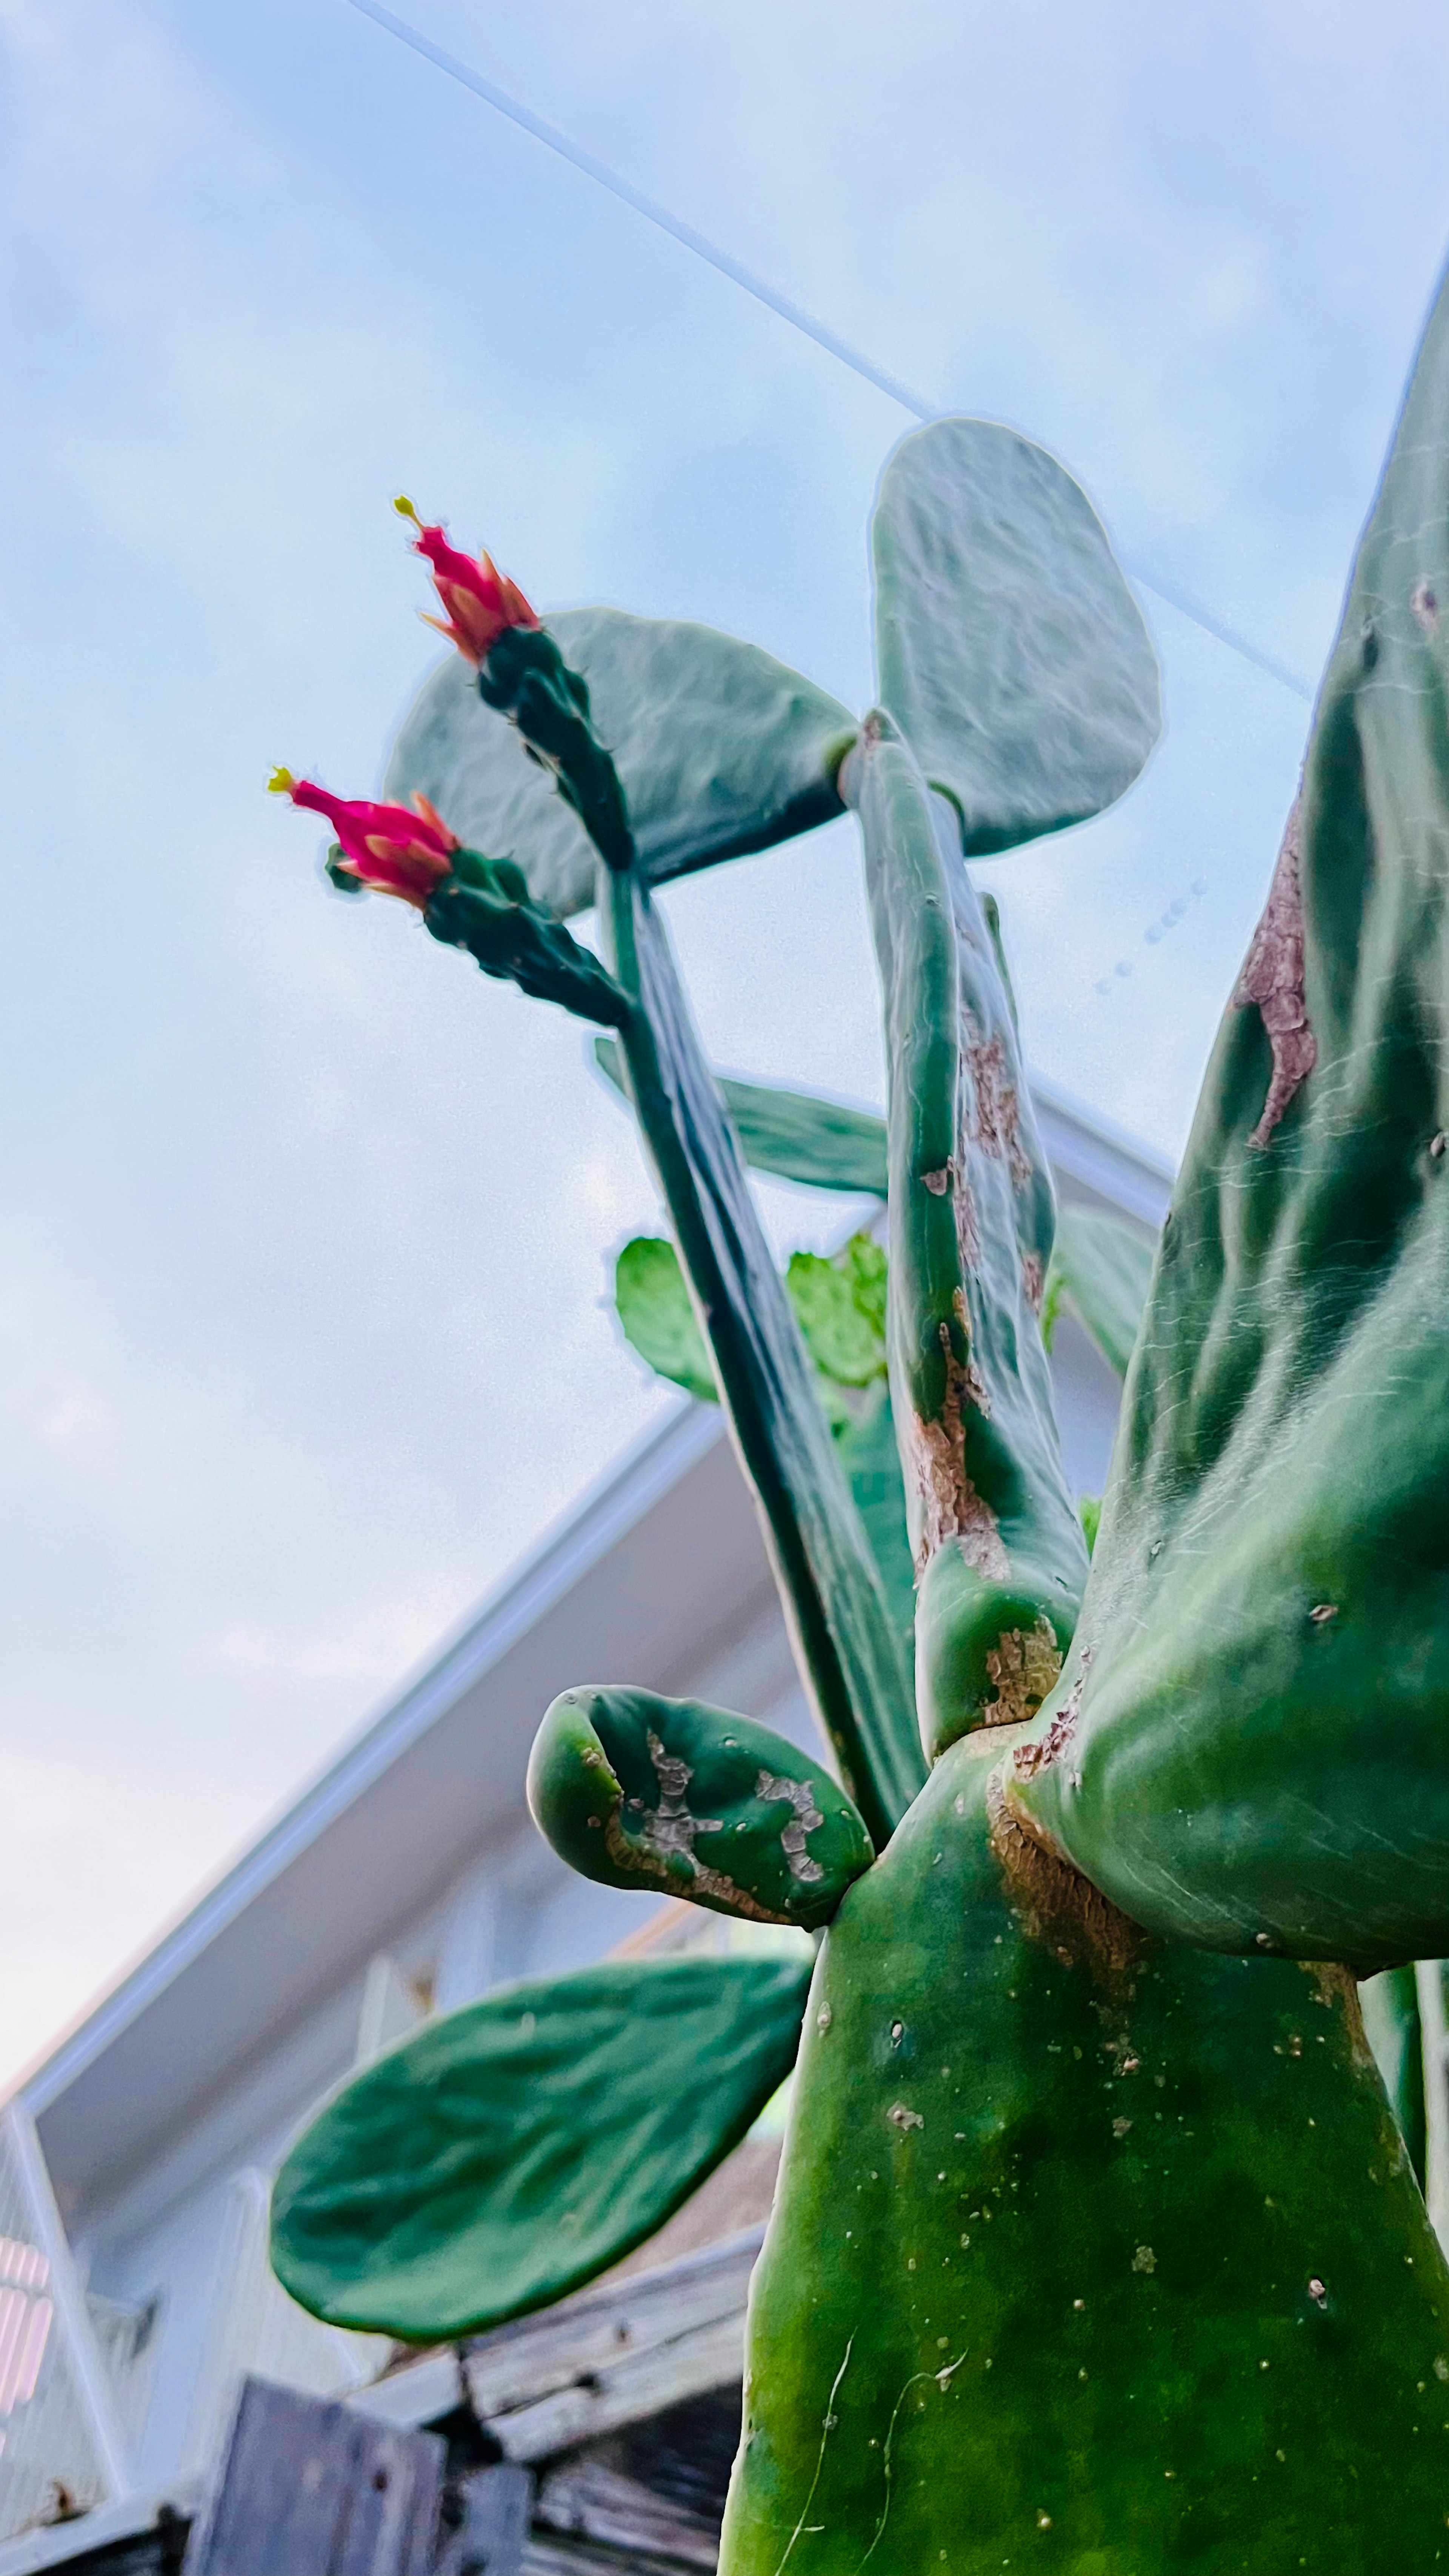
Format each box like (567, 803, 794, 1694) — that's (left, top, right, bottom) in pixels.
(1, 0, 1446, 2082)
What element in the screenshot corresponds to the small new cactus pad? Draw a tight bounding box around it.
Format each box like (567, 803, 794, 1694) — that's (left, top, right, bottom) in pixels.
(612, 1235, 719, 1403)
(721, 1746, 1449, 2574)
(528, 1686, 873, 1929)
(271, 1954, 811, 2339)
(1011, 256, 1449, 1970)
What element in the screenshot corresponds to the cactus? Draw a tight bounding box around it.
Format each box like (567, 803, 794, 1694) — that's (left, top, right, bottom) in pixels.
(273, 1952, 813, 2337)
(268, 274, 1449, 2566)
(1007, 258, 1449, 1975)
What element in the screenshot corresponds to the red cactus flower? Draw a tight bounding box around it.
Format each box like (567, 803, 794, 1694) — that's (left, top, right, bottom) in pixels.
(394, 495, 539, 664)
(268, 768, 457, 908)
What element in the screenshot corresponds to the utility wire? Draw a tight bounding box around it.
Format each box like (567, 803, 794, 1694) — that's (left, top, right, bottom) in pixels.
(345, 0, 1314, 705)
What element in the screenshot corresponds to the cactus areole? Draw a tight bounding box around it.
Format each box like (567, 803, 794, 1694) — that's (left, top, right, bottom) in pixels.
(268, 261, 1449, 2570)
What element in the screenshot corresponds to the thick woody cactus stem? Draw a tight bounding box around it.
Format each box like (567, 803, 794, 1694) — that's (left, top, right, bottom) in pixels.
(603, 872, 923, 1842)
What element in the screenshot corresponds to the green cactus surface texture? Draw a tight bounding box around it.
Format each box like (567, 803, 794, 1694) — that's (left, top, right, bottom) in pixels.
(422, 846, 630, 1025)
(1010, 257, 1449, 1972)
(269, 258, 1449, 2573)
(849, 714, 1088, 1761)
(722, 1747, 1449, 2576)
(872, 419, 1161, 852)
(528, 1685, 873, 1930)
(271, 1954, 811, 2339)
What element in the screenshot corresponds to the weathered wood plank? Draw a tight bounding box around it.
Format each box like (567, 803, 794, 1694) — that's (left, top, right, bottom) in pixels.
(462, 2231, 760, 2430)
(536, 2459, 718, 2571)
(435, 2464, 533, 2576)
(352, 2232, 763, 2454)
(184, 2379, 443, 2576)
(484, 2313, 745, 2466)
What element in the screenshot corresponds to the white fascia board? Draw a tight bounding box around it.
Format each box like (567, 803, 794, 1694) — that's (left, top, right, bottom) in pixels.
(15, 1402, 717, 2117)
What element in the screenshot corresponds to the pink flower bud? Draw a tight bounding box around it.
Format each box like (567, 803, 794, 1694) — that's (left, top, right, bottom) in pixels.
(268, 769, 457, 908)
(393, 497, 539, 665)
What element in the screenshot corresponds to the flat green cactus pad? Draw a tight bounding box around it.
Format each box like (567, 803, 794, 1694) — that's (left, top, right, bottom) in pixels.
(385, 608, 855, 919)
(1012, 257, 1449, 1970)
(722, 1745, 1449, 2576)
(270, 1954, 810, 2339)
(872, 418, 1161, 855)
(613, 1235, 717, 1402)
(528, 1685, 873, 1929)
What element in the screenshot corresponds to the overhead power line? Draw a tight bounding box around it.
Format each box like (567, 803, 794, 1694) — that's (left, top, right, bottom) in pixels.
(345, 0, 1314, 705)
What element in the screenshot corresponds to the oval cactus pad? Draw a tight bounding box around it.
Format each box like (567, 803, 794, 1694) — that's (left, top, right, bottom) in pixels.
(872, 418, 1160, 855)
(529, 1685, 873, 1930)
(271, 1954, 811, 2339)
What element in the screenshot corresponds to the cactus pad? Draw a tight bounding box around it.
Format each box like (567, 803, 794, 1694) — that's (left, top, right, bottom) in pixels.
(528, 1685, 873, 1929)
(386, 608, 855, 919)
(1011, 258, 1449, 1970)
(271, 1954, 810, 2339)
(872, 418, 1161, 854)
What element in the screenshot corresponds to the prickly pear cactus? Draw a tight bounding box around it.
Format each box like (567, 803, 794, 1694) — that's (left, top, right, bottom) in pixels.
(267, 267, 1449, 2572)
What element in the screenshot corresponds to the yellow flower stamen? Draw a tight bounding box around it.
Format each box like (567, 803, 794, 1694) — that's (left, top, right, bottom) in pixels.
(392, 494, 423, 528)
(266, 764, 295, 795)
